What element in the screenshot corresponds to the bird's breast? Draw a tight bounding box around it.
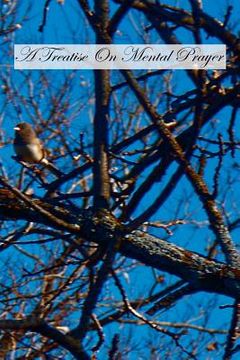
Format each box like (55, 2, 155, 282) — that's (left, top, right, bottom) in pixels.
(14, 143, 44, 163)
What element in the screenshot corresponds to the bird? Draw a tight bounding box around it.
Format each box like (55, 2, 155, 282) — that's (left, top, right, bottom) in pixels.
(13, 122, 62, 177)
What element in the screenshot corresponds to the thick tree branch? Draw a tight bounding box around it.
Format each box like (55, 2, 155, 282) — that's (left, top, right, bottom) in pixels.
(93, 0, 111, 209)
(120, 69, 240, 268)
(0, 190, 240, 299)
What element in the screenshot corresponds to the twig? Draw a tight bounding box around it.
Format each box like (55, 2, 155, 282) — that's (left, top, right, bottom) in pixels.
(224, 300, 240, 359)
(91, 313, 105, 353)
(212, 134, 224, 199)
(39, 0, 52, 32)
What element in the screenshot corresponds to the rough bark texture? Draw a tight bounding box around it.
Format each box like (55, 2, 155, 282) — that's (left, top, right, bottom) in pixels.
(0, 189, 239, 299)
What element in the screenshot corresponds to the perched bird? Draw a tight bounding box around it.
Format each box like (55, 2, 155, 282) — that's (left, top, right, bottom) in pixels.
(13, 122, 62, 177)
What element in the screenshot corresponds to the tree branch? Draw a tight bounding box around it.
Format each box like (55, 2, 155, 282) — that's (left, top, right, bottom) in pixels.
(0, 318, 90, 360)
(0, 190, 239, 299)
(108, 0, 135, 36)
(120, 69, 240, 268)
(93, 0, 111, 209)
(224, 300, 240, 359)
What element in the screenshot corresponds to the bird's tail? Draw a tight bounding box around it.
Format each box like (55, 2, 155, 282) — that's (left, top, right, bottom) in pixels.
(40, 158, 63, 177)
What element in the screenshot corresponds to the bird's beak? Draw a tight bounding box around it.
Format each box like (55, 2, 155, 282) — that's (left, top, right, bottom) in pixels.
(14, 126, 20, 131)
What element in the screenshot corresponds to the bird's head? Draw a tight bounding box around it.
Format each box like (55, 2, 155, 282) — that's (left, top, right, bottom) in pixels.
(14, 122, 33, 132)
